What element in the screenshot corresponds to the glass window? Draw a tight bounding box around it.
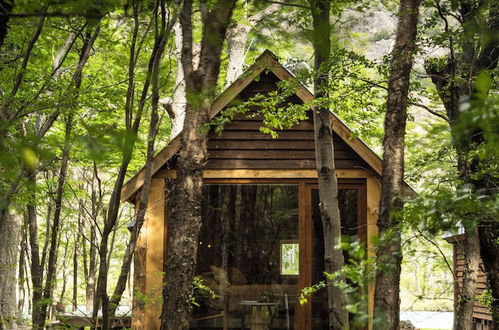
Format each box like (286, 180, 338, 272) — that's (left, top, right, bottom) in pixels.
(311, 188, 366, 329)
(191, 184, 300, 330)
(280, 241, 299, 276)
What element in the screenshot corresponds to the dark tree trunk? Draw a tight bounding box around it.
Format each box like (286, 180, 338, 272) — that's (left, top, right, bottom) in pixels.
(18, 219, 27, 315)
(34, 115, 73, 329)
(308, 0, 348, 328)
(73, 232, 78, 311)
(425, 2, 499, 326)
(107, 1, 167, 320)
(373, 0, 421, 328)
(0, 0, 13, 51)
(27, 169, 44, 330)
(454, 230, 481, 330)
(161, 1, 235, 329)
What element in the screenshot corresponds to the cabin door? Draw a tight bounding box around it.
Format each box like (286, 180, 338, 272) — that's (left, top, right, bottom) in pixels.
(305, 181, 367, 329)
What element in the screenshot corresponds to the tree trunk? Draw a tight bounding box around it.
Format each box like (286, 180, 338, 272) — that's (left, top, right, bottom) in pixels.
(225, 3, 281, 86)
(18, 220, 27, 316)
(27, 169, 45, 330)
(162, 22, 186, 138)
(0, 0, 14, 51)
(34, 115, 73, 329)
(424, 2, 499, 326)
(308, 0, 348, 328)
(373, 0, 421, 328)
(161, 1, 235, 329)
(0, 212, 20, 329)
(454, 230, 481, 330)
(92, 2, 177, 328)
(73, 232, 78, 311)
(107, 2, 165, 319)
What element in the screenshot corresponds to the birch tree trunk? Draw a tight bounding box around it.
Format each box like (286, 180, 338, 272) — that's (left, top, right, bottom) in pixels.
(308, 0, 348, 329)
(373, 0, 421, 328)
(162, 22, 186, 138)
(161, 1, 235, 329)
(225, 3, 281, 86)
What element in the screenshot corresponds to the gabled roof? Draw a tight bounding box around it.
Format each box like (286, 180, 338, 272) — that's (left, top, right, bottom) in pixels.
(121, 50, 390, 202)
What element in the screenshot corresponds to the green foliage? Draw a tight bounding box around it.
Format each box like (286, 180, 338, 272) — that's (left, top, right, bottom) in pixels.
(191, 276, 218, 307)
(404, 187, 498, 235)
(208, 78, 309, 138)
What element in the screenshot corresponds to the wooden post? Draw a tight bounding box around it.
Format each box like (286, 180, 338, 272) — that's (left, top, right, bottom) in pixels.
(133, 178, 165, 330)
(366, 177, 381, 329)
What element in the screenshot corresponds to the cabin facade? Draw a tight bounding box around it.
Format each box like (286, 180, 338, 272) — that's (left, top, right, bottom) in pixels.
(121, 50, 405, 329)
(445, 235, 494, 330)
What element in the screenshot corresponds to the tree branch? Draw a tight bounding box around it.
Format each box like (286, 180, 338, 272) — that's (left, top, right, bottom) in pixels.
(262, 0, 308, 9)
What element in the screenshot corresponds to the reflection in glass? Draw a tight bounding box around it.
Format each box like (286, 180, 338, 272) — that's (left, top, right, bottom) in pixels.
(191, 184, 299, 330)
(311, 188, 365, 329)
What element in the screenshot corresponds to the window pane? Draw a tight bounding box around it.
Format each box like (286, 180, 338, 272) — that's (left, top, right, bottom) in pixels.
(192, 184, 299, 330)
(281, 242, 299, 275)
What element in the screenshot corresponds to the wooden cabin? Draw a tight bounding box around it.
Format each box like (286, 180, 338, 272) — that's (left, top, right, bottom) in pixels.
(445, 235, 494, 330)
(121, 50, 413, 330)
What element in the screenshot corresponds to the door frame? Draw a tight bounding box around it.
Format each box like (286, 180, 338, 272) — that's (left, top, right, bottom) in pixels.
(301, 180, 367, 329)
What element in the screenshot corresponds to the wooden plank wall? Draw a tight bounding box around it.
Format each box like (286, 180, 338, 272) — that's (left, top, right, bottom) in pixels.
(206, 71, 367, 170)
(166, 71, 369, 171)
(452, 238, 493, 325)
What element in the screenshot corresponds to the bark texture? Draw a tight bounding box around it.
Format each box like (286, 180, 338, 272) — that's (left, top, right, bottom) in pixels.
(0, 213, 20, 329)
(308, 0, 348, 328)
(161, 1, 235, 329)
(373, 0, 421, 328)
(454, 230, 481, 330)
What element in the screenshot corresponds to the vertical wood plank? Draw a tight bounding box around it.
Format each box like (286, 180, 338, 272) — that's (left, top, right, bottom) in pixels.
(133, 198, 146, 329)
(133, 178, 165, 330)
(366, 177, 381, 329)
(299, 182, 312, 330)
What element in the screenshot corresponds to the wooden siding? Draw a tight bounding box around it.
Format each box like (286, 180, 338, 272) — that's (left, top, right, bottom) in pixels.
(183, 71, 367, 170)
(448, 235, 493, 324)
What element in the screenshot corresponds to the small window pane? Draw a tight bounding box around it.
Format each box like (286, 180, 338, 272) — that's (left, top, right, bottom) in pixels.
(281, 242, 299, 275)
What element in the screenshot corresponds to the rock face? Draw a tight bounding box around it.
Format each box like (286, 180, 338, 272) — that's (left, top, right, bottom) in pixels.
(400, 320, 416, 330)
(343, 6, 398, 60)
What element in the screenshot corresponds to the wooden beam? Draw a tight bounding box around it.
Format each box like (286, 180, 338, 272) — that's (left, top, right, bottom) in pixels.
(133, 178, 165, 330)
(299, 182, 312, 330)
(331, 118, 383, 177)
(121, 138, 180, 202)
(156, 168, 374, 179)
(132, 198, 146, 329)
(366, 177, 381, 330)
